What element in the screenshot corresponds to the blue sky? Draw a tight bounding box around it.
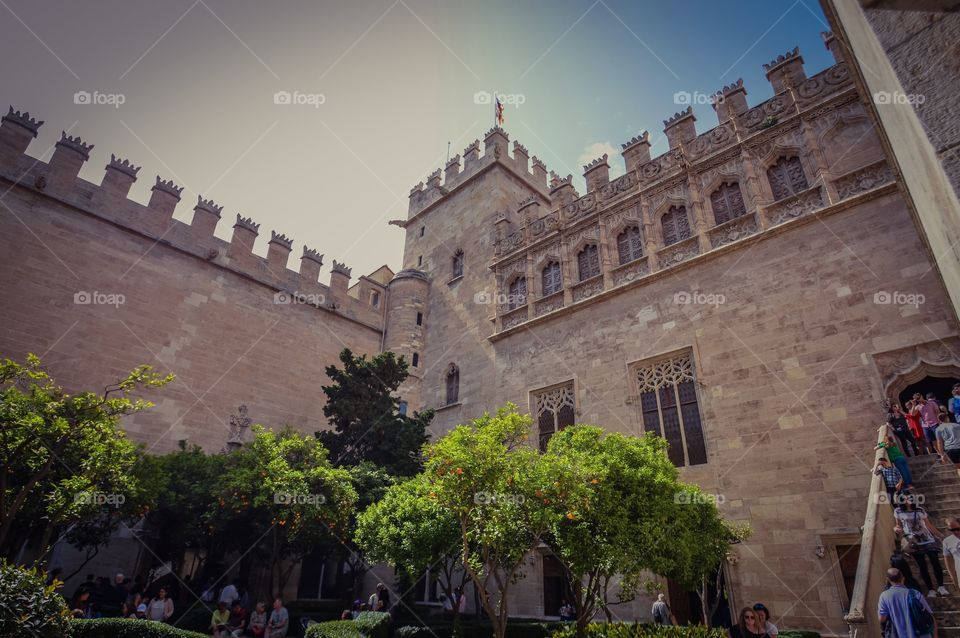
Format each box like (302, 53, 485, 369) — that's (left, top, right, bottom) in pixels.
(0, 0, 834, 277)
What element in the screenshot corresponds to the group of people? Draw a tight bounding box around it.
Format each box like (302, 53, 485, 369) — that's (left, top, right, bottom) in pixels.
(67, 573, 175, 622)
(650, 594, 777, 637)
(338, 583, 392, 620)
(204, 581, 289, 638)
(873, 386, 960, 637)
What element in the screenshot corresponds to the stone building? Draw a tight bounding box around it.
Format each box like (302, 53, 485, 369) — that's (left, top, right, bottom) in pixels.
(1, 19, 959, 635)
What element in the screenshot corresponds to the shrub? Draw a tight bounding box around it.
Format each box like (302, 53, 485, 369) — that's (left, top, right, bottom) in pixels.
(306, 620, 364, 638)
(70, 618, 209, 638)
(169, 603, 216, 634)
(395, 620, 566, 638)
(778, 633, 820, 638)
(550, 623, 728, 638)
(0, 561, 71, 638)
(354, 612, 392, 638)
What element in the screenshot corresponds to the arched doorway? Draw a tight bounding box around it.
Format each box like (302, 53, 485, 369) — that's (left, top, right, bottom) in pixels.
(875, 339, 960, 410)
(898, 376, 959, 410)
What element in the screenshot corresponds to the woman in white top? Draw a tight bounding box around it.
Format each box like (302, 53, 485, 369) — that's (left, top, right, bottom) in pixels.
(146, 587, 174, 622)
(753, 603, 778, 636)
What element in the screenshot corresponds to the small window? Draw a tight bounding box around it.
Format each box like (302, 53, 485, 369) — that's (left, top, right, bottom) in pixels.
(417, 255, 423, 267)
(419, 226, 425, 237)
(445, 364, 459, 405)
(370, 291, 380, 308)
(507, 277, 527, 310)
(661, 206, 691, 246)
(767, 156, 809, 201)
(577, 244, 600, 281)
(399, 401, 408, 415)
(412, 353, 420, 367)
(542, 261, 562, 296)
(711, 182, 747, 225)
(452, 249, 464, 279)
(616, 226, 643, 264)
(416, 312, 423, 326)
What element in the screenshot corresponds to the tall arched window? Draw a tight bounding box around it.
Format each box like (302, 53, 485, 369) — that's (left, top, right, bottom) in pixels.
(507, 276, 527, 310)
(542, 261, 562, 295)
(710, 182, 747, 225)
(767, 156, 809, 201)
(616, 226, 644, 264)
(661, 206, 691, 246)
(577, 244, 600, 281)
(452, 249, 464, 278)
(445, 364, 459, 404)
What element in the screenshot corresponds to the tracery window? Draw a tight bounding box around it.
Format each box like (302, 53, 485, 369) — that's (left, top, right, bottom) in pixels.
(616, 225, 644, 264)
(577, 244, 600, 281)
(661, 206, 691, 246)
(542, 261, 562, 296)
(767, 156, 809, 201)
(634, 352, 707, 467)
(710, 182, 747, 225)
(534, 382, 575, 451)
(507, 276, 527, 310)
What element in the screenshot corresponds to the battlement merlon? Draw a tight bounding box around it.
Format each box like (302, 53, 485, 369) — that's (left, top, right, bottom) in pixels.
(300, 245, 325, 283)
(763, 46, 806, 93)
(191, 195, 223, 239)
(229, 214, 260, 263)
(0, 107, 44, 155)
(148, 176, 184, 219)
(821, 31, 844, 64)
(712, 79, 749, 122)
(101, 154, 141, 198)
(621, 132, 651, 173)
(549, 171, 578, 209)
(583, 154, 610, 192)
(663, 107, 697, 150)
(267, 231, 294, 270)
(513, 141, 529, 173)
(48, 132, 94, 187)
(330, 260, 352, 294)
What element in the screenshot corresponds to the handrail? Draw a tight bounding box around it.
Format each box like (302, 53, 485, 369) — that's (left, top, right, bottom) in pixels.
(844, 423, 895, 637)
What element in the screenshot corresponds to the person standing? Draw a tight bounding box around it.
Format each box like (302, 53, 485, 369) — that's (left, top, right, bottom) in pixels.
(266, 598, 288, 638)
(907, 399, 930, 455)
(890, 404, 920, 456)
(878, 568, 936, 638)
(146, 587, 174, 622)
(920, 394, 942, 451)
(949, 384, 960, 424)
(879, 436, 913, 488)
(651, 593, 675, 626)
(936, 412, 960, 478)
(895, 495, 949, 598)
(875, 457, 905, 508)
(942, 518, 960, 591)
(219, 580, 239, 607)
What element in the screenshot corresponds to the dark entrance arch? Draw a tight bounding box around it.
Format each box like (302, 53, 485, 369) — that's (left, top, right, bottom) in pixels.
(897, 376, 959, 409)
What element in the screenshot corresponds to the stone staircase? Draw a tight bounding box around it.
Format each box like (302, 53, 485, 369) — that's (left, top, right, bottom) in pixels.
(908, 454, 960, 637)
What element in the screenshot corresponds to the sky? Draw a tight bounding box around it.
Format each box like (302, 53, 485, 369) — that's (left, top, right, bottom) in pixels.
(0, 0, 835, 278)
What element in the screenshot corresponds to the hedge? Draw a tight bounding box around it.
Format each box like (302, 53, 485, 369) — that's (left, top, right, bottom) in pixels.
(306, 620, 365, 638)
(550, 623, 727, 638)
(70, 618, 209, 638)
(778, 633, 820, 638)
(0, 561, 71, 638)
(396, 621, 564, 638)
(354, 612, 392, 638)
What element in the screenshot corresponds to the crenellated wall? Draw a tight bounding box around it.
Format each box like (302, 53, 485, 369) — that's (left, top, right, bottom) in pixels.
(0, 112, 389, 452)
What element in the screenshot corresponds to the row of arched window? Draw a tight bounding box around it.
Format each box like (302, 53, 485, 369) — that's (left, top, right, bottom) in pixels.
(497, 156, 808, 311)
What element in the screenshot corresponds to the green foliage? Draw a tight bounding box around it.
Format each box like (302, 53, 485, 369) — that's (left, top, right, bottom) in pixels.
(550, 623, 727, 638)
(70, 618, 208, 638)
(353, 612, 392, 638)
(0, 561, 70, 638)
(318, 349, 432, 476)
(305, 620, 364, 638)
(395, 621, 567, 638)
(777, 632, 820, 638)
(0, 353, 172, 561)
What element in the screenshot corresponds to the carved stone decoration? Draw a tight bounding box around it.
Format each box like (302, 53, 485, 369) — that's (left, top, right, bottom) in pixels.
(709, 212, 760, 249)
(535, 292, 565, 317)
(767, 186, 824, 225)
(612, 258, 650, 286)
(528, 210, 560, 238)
(535, 383, 575, 419)
(532, 242, 561, 267)
(565, 224, 600, 249)
(225, 404, 252, 451)
(563, 193, 597, 222)
(656, 236, 700, 269)
(634, 352, 694, 392)
(501, 306, 529, 330)
(572, 277, 604, 302)
(497, 228, 526, 255)
(833, 161, 893, 200)
(605, 205, 642, 231)
(874, 338, 960, 398)
(598, 171, 639, 201)
(688, 122, 735, 160)
(498, 257, 526, 282)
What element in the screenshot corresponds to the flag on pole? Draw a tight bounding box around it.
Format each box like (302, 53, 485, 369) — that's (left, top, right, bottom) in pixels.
(495, 94, 505, 127)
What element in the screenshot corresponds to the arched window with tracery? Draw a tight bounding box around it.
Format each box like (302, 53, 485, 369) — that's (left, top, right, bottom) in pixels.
(542, 261, 562, 296)
(577, 244, 600, 281)
(616, 225, 644, 264)
(445, 363, 459, 404)
(634, 352, 707, 467)
(534, 382, 575, 451)
(661, 206, 691, 246)
(452, 249, 464, 279)
(507, 276, 526, 310)
(767, 156, 809, 201)
(710, 182, 747, 225)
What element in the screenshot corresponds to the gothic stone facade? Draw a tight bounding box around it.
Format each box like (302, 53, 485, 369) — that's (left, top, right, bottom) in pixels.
(1, 33, 957, 635)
